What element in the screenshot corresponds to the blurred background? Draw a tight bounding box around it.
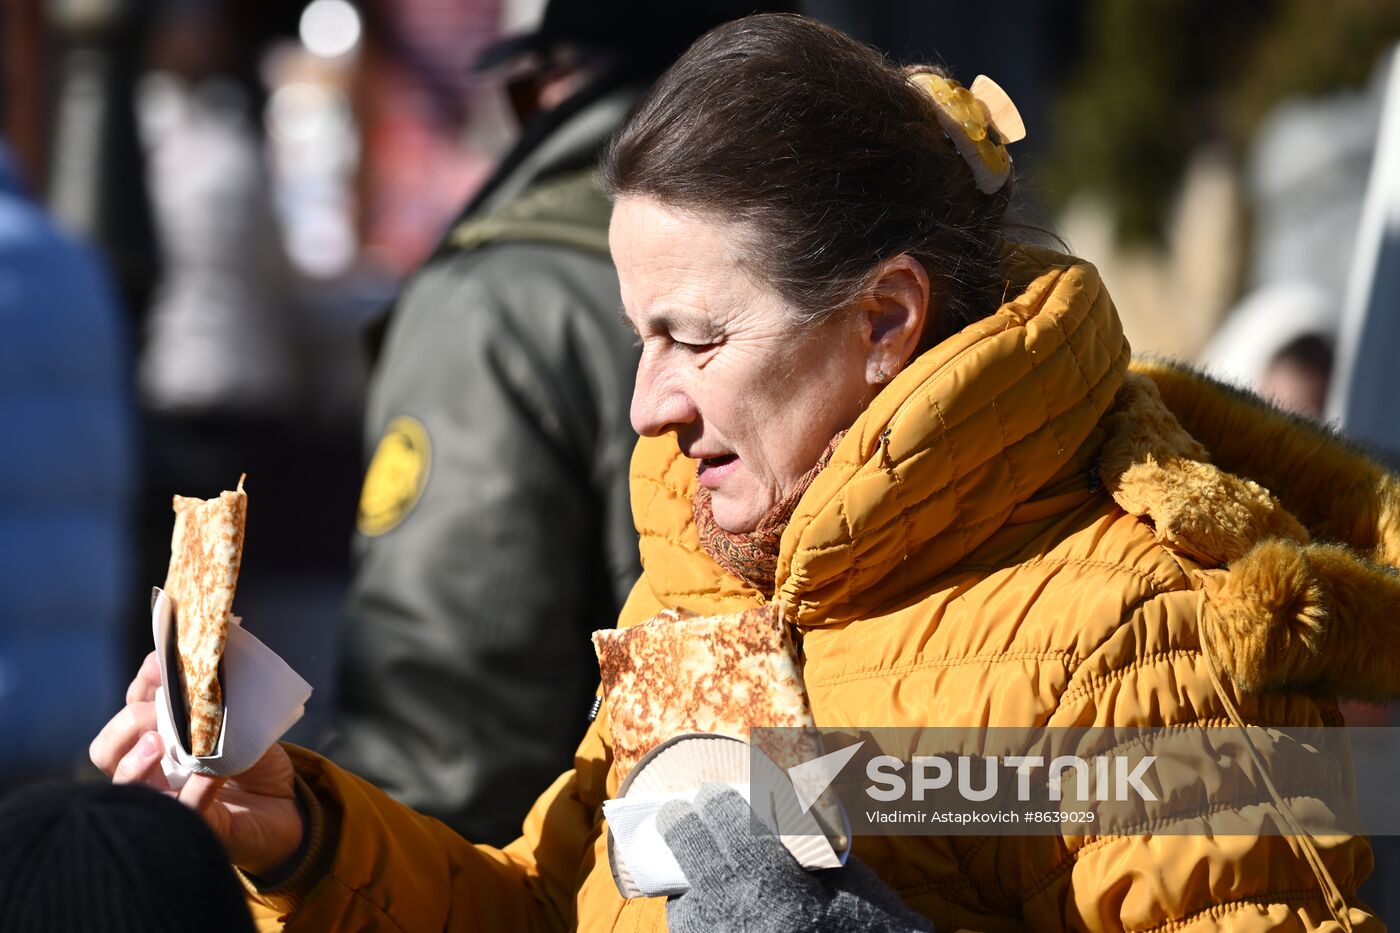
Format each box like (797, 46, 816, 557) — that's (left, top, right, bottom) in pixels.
(2, 0, 1398, 912)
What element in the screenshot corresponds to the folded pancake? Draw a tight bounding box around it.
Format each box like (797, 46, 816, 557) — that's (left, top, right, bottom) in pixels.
(164, 476, 247, 757)
(592, 605, 816, 782)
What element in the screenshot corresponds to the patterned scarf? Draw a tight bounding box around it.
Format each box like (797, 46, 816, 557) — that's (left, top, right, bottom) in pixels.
(693, 431, 848, 597)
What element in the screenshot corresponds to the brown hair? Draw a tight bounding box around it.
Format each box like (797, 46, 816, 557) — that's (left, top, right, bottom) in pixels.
(602, 13, 1014, 350)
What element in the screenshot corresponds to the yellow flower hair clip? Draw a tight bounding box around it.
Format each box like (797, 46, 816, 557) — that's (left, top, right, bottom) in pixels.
(909, 72, 1026, 195)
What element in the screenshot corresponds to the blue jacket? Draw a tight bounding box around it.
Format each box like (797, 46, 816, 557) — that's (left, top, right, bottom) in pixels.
(0, 144, 136, 775)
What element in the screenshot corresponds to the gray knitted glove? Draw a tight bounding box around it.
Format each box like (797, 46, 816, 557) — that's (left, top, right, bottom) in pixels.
(655, 784, 932, 933)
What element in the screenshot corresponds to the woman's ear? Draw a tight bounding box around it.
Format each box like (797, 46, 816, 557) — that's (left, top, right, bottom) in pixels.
(860, 254, 930, 385)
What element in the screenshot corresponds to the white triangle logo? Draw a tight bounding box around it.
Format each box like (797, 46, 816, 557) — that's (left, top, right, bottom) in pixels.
(787, 741, 865, 814)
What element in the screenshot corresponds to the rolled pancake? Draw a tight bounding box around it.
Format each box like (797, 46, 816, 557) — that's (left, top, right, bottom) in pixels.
(164, 476, 247, 757)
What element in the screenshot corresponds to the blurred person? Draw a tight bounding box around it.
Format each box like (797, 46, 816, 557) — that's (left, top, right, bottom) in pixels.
(129, 0, 306, 675)
(1200, 281, 1337, 420)
(1201, 50, 1391, 423)
(94, 17, 1396, 930)
(1259, 335, 1333, 421)
(324, 0, 794, 846)
(136, 4, 299, 421)
(0, 780, 255, 932)
(0, 140, 135, 785)
(353, 0, 501, 275)
(42, 0, 161, 317)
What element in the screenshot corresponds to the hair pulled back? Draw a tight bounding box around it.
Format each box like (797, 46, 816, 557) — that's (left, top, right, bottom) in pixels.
(602, 13, 1014, 348)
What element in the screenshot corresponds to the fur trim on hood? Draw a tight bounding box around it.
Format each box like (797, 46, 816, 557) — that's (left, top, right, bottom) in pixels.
(1103, 360, 1400, 700)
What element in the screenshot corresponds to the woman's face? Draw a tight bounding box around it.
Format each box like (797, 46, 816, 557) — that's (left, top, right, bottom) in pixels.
(611, 196, 875, 533)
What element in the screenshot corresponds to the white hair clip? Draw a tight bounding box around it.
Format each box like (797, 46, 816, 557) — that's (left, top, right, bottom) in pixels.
(909, 72, 1026, 195)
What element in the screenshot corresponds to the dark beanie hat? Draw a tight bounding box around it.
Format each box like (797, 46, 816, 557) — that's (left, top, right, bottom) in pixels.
(0, 781, 256, 933)
(476, 0, 801, 77)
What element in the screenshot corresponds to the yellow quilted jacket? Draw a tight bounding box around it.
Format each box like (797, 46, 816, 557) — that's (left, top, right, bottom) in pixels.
(249, 250, 1398, 931)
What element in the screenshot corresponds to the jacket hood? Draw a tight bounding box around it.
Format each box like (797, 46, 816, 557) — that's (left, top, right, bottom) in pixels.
(633, 246, 1131, 623)
(1120, 359, 1400, 701)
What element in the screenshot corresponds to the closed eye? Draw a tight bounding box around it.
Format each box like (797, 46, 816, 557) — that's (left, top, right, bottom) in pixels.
(619, 304, 720, 355)
(671, 336, 718, 353)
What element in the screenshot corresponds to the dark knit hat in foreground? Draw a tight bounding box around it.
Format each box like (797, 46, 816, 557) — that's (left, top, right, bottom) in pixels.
(0, 780, 255, 933)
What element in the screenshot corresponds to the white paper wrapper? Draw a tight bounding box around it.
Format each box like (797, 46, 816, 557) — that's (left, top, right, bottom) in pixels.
(604, 733, 850, 898)
(150, 588, 312, 790)
(604, 783, 749, 897)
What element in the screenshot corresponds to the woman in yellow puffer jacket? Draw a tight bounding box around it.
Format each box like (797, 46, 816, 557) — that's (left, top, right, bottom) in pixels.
(92, 14, 1396, 932)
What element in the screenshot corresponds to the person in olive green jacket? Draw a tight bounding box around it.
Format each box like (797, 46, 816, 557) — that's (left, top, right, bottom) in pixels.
(323, 0, 790, 846)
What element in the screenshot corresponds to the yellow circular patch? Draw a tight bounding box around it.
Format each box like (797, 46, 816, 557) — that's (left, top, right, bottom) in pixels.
(357, 415, 432, 537)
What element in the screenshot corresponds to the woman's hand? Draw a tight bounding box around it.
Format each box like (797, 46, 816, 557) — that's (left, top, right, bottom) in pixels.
(657, 784, 932, 933)
(89, 651, 305, 877)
